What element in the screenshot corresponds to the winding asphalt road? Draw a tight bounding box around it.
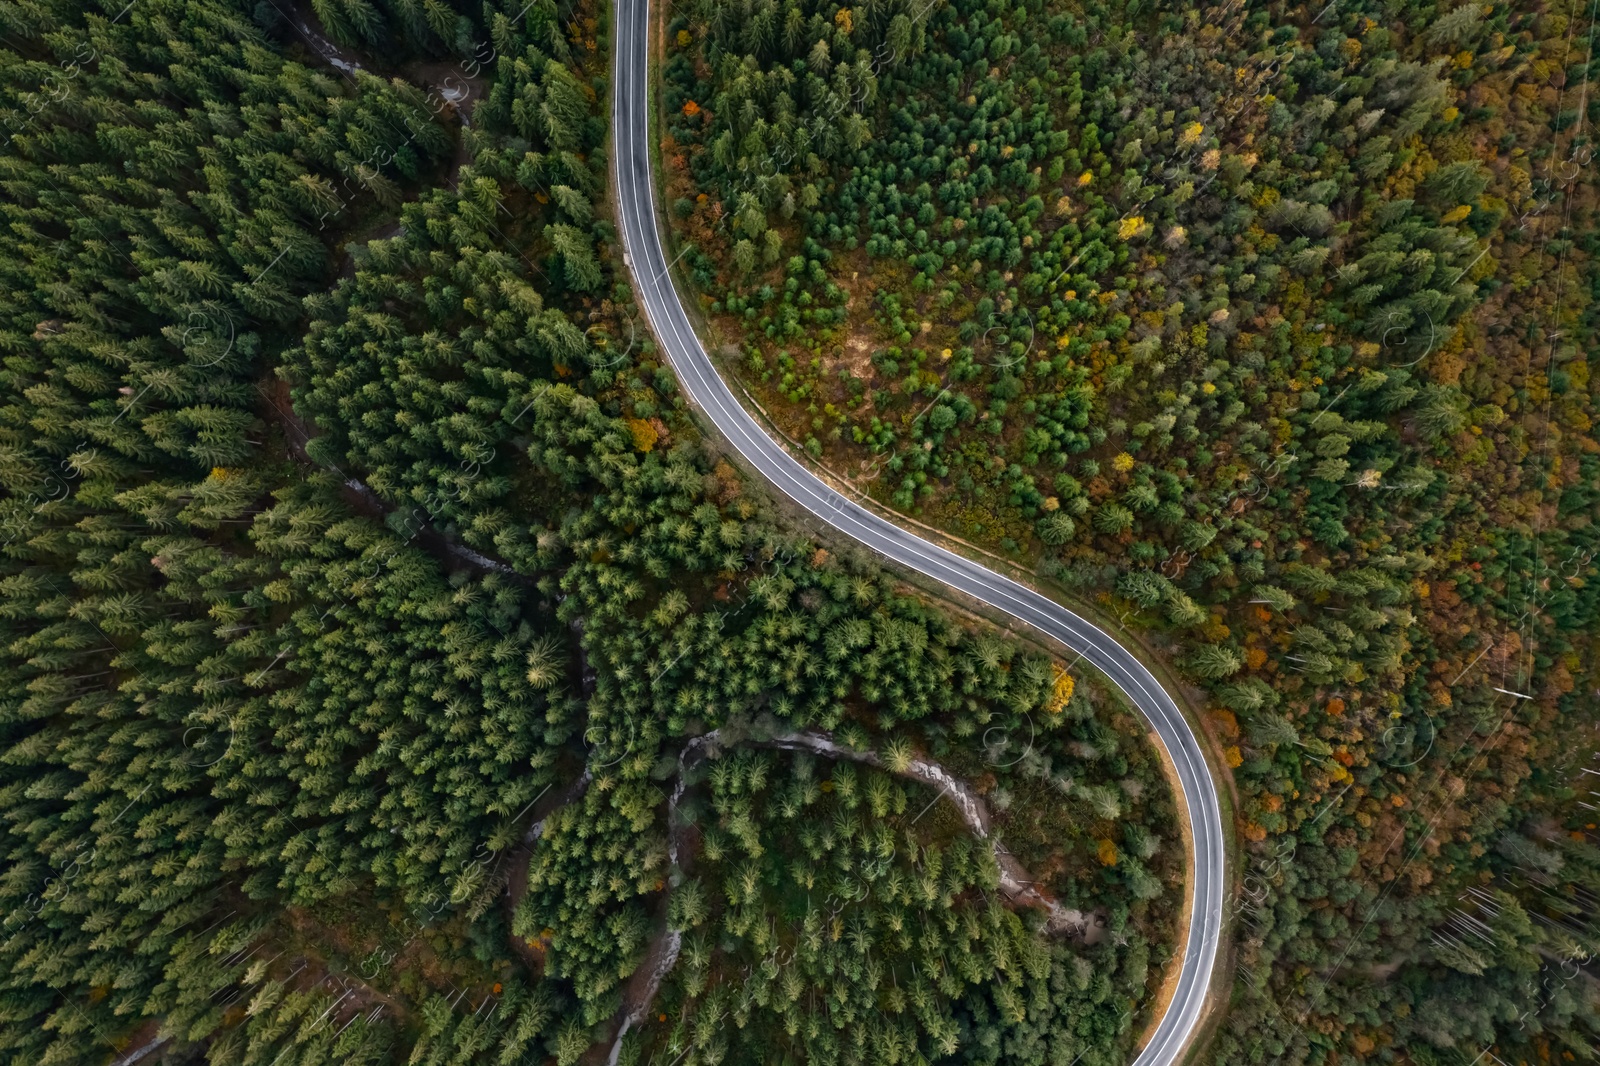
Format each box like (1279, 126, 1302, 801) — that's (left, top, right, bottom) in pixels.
(611, 2, 1226, 1061)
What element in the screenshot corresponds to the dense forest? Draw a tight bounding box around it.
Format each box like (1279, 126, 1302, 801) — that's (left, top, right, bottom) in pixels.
(664, 0, 1600, 1060)
(0, 2, 1187, 1066)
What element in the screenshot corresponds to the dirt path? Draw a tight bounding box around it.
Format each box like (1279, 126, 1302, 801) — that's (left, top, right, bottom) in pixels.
(599, 923, 682, 1066)
(586, 720, 1100, 1063)
(260, 369, 530, 583)
(108, 1029, 168, 1066)
(340, 477, 527, 579)
(285, 1, 365, 73)
(587, 737, 707, 1066)
(745, 728, 1095, 935)
(503, 770, 595, 969)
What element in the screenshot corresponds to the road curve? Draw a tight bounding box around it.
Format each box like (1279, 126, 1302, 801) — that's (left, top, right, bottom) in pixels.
(610, 2, 1226, 1062)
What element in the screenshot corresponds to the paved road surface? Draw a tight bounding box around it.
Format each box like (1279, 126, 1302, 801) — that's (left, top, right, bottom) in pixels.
(611, 2, 1226, 1061)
